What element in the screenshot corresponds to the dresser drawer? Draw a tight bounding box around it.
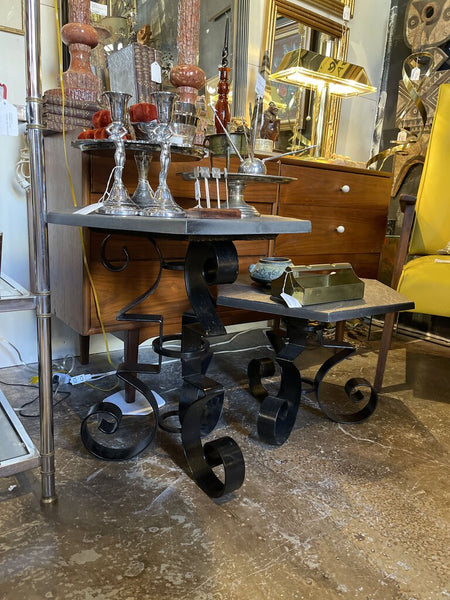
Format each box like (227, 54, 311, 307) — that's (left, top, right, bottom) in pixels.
(279, 163, 391, 210)
(276, 204, 388, 255)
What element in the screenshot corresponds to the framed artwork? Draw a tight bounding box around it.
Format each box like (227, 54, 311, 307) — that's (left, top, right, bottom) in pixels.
(0, 1, 24, 35)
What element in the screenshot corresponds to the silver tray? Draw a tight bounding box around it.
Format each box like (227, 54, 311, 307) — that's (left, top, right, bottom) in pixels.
(72, 139, 206, 161)
(178, 171, 296, 184)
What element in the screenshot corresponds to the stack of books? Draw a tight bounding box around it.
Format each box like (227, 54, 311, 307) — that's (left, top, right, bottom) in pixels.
(43, 91, 101, 132)
(108, 43, 163, 106)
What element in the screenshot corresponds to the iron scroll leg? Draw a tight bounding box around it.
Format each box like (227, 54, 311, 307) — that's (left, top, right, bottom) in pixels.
(81, 234, 167, 460)
(247, 319, 378, 445)
(184, 240, 239, 336)
(178, 316, 245, 497)
(178, 241, 245, 497)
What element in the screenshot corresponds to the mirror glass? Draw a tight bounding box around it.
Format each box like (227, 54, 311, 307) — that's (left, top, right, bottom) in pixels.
(264, 0, 349, 155)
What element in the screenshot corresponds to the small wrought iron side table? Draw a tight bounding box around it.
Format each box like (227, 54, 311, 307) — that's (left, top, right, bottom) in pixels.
(217, 279, 414, 445)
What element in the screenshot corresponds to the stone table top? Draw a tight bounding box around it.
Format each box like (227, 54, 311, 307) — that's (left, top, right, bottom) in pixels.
(217, 278, 415, 322)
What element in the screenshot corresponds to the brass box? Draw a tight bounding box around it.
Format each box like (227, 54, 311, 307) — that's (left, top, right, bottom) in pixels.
(271, 263, 364, 306)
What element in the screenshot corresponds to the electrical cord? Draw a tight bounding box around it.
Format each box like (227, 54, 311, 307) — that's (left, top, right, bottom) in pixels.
(18, 390, 71, 418)
(0, 376, 71, 418)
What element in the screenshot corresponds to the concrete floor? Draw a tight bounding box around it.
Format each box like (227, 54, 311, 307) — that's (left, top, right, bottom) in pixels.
(0, 324, 449, 600)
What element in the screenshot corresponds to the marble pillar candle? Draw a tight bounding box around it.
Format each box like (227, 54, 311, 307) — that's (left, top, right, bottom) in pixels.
(60, 0, 102, 102)
(169, 0, 206, 105)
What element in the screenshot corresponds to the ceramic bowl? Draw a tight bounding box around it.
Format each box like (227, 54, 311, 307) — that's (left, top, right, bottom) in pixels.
(249, 257, 293, 285)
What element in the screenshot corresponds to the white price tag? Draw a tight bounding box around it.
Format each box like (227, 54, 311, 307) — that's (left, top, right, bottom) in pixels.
(343, 5, 351, 21)
(280, 292, 302, 308)
(397, 130, 408, 142)
(75, 202, 103, 214)
(255, 73, 266, 99)
(90, 1, 107, 16)
(151, 61, 162, 84)
(410, 67, 421, 81)
(0, 99, 18, 136)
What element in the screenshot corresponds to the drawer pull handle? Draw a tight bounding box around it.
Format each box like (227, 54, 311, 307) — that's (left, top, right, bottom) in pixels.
(336, 225, 345, 233)
(340, 185, 350, 193)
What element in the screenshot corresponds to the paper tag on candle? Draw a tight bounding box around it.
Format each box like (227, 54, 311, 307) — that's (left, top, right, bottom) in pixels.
(280, 292, 302, 308)
(0, 99, 18, 136)
(255, 74, 266, 99)
(343, 5, 351, 21)
(410, 67, 420, 81)
(151, 62, 162, 84)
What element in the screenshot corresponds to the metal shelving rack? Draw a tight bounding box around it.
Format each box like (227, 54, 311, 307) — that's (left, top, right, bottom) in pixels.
(0, 274, 40, 477)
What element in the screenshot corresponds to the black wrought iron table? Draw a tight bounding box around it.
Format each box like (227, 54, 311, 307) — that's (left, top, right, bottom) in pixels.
(216, 279, 414, 445)
(46, 209, 311, 497)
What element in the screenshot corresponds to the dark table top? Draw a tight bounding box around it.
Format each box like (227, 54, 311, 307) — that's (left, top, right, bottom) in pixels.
(46, 209, 311, 240)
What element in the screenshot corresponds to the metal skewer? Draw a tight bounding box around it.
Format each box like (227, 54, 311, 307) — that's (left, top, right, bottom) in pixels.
(211, 167, 221, 208)
(241, 117, 252, 160)
(193, 166, 201, 208)
(200, 166, 211, 208)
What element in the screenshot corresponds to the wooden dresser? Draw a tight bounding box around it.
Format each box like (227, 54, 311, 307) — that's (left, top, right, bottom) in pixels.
(275, 157, 393, 276)
(44, 133, 391, 360)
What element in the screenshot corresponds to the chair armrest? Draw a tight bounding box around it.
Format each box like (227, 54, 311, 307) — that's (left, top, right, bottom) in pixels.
(391, 194, 417, 289)
(399, 194, 417, 213)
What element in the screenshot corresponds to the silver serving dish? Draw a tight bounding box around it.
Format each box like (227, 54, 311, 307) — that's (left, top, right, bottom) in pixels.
(131, 120, 158, 141)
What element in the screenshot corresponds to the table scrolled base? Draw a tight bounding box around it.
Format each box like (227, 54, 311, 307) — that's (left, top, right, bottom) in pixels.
(81, 235, 245, 498)
(247, 319, 378, 446)
(80, 367, 160, 461)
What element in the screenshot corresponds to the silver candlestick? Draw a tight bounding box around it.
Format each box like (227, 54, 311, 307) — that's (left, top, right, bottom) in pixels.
(143, 91, 185, 218)
(97, 91, 140, 216)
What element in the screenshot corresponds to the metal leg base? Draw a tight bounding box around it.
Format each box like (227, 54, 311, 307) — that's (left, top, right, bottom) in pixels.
(248, 319, 378, 445)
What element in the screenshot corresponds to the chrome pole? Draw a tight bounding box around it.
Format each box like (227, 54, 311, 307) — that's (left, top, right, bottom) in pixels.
(24, 0, 56, 503)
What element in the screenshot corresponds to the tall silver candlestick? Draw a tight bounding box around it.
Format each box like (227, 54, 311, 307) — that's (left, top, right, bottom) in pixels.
(97, 91, 140, 216)
(144, 91, 185, 218)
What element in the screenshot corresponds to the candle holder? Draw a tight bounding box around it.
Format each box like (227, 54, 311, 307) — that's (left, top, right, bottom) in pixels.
(143, 92, 186, 218)
(131, 152, 156, 210)
(97, 91, 140, 216)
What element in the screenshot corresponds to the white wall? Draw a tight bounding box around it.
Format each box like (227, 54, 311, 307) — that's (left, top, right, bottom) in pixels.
(0, 0, 392, 368)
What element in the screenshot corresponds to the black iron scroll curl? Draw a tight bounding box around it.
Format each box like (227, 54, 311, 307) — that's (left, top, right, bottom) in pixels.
(248, 352, 303, 446)
(80, 367, 160, 461)
(114, 236, 164, 323)
(184, 240, 239, 336)
(180, 374, 245, 498)
(153, 330, 223, 436)
(247, 320, 378, 445)
(100, 234, 130, 272)
(312, 344, 378, 423)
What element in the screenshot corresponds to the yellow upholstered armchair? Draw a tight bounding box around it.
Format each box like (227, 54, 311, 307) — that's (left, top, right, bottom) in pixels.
(375, 83, 450, 391)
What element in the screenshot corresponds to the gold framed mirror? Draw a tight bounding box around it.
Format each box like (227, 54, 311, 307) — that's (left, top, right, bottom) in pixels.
(262, 0, 353, 157)
(303, 0, 354, 19)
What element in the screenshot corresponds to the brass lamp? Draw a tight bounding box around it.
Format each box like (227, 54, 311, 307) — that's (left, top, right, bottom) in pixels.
(269, 48, 376, 157)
